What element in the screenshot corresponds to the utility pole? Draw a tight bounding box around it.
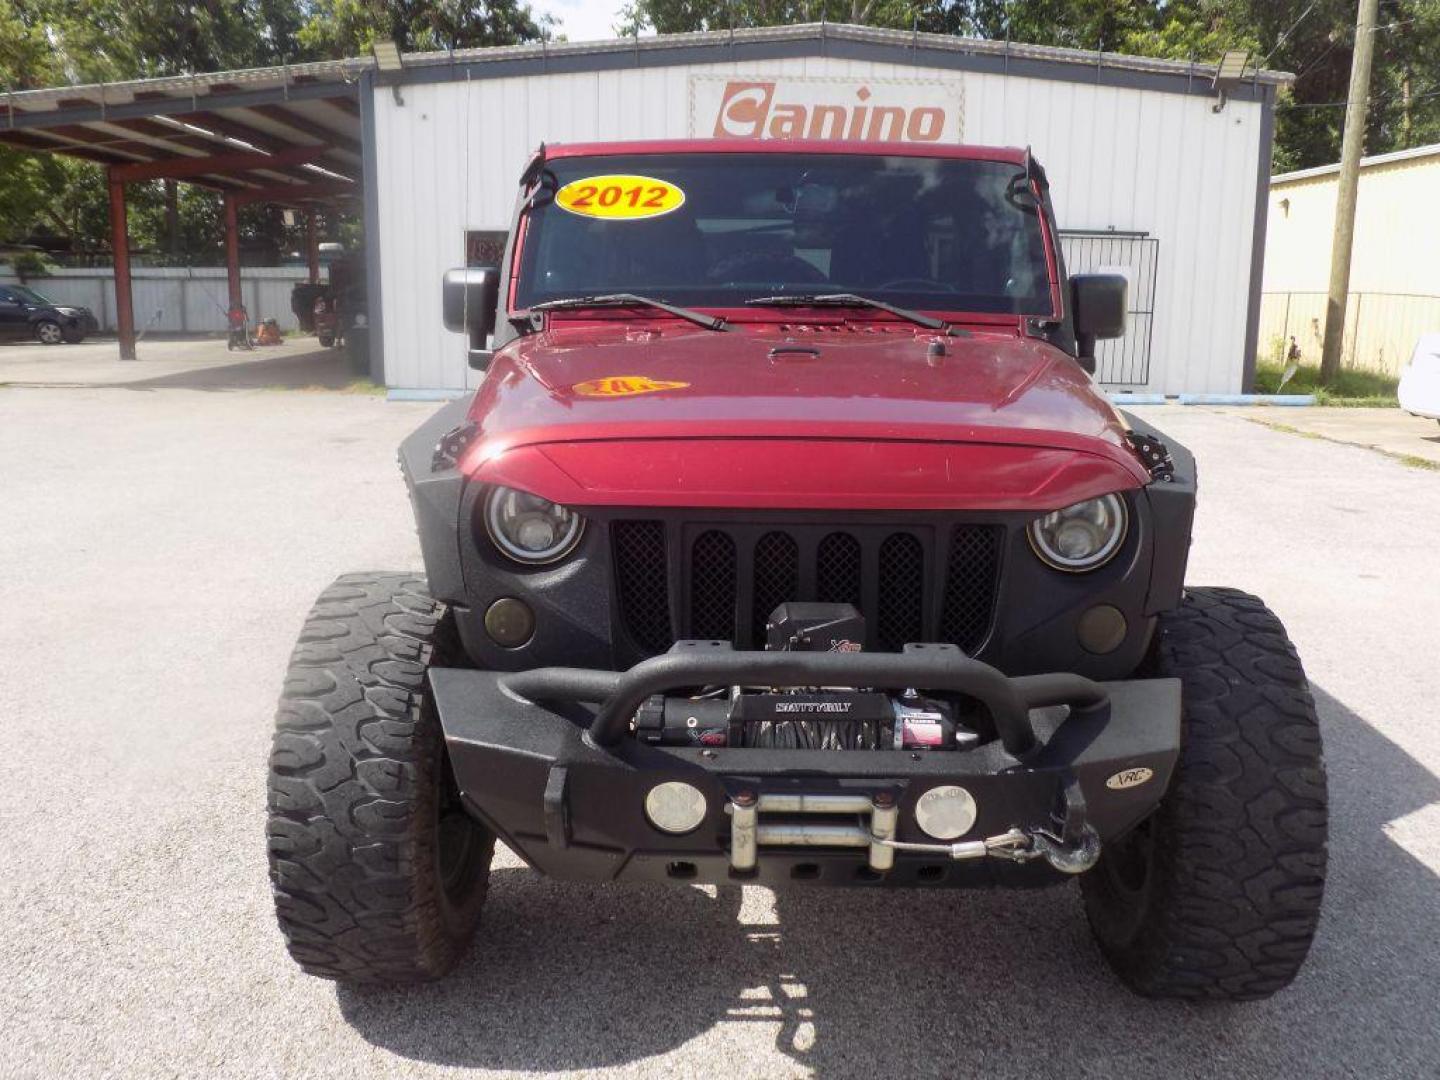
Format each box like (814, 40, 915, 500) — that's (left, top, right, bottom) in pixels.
(1320, 0, 1379, 384)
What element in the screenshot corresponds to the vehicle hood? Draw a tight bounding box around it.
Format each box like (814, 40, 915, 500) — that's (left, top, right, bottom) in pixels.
(462, 320, 1149, 510)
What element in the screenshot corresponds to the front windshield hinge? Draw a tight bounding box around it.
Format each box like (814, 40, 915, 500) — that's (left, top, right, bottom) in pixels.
(506, 312, 546, 335)
(519, 142, 548, 189)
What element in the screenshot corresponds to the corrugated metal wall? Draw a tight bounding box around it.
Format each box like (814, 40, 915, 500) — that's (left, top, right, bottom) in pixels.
(1265, 151, 1440, 296)
(0, 266, 308, 333)
(373, 57, 1265, 395)
(1261, 151, 1440, 374)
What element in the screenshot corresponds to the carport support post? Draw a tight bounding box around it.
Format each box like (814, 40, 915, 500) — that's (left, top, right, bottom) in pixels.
(305, 211, 319, 283)
(223, 194, 242, 316)
(106, 170, 137, 361)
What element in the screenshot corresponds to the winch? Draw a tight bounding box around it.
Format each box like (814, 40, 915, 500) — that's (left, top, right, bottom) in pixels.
(631, 603, 981, 751)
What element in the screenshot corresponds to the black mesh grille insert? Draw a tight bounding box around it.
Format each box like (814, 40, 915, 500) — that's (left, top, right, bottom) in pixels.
(689, 530, 738, 641)
(876, 533, 925, 650)
(816, 532, 862, 607)
(940, 526, 1004, 652)
(612, 521, 672, 654)
(617, 519, 1002, 657)
(751, 531, 799, 645)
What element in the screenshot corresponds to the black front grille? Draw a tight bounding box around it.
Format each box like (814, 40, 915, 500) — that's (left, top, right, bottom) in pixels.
(816, 532, 861, 606)
(612, 518, 1003, 655)
(612, 520, 673, 654)
(876, 533, 925, 650)
(690, 530, 737, 641)
(751, 532, 799, 643)
(940, 525, 1004, 652)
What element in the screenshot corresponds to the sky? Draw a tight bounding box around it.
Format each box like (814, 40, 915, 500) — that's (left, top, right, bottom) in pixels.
(533, 1, 630, 42)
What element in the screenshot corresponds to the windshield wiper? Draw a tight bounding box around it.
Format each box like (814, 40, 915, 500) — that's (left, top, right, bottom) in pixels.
(530, 293, 726, 332)
(745, 293, 954, 334)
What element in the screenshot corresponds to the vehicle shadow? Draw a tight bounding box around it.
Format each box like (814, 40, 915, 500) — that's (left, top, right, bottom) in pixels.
(115, 347, 358, 391)
(337, 682, 1440, 1076)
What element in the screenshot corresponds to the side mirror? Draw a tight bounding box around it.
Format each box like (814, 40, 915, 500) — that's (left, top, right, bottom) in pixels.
(1069, 273, 1127, 375)
(442, 266, 499, 370)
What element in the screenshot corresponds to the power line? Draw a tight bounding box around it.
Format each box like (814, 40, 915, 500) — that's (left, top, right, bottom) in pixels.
(1262, 1, 1320, 67)
(1279, 84, 1440, 109)
(1290, 28, 1351, 82)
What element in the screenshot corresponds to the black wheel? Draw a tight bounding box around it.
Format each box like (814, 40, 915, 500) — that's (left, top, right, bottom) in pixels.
(267, 572, 494, 984)
(318, 334, 335, 347)
(1081, 587, 1327, 1001)
(35, 320, 64, 345)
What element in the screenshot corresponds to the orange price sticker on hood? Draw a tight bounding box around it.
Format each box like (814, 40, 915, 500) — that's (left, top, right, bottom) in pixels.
(572, 376, 691, 398)
(554, 175, 686, 220)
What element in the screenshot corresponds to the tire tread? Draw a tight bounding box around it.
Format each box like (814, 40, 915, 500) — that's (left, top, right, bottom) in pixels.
(266, 572, 493, 984)
(1083, 587, 1328, 1001)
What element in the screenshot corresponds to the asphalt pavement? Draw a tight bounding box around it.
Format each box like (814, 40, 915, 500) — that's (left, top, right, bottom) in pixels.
(1, 380, 1437, 1079)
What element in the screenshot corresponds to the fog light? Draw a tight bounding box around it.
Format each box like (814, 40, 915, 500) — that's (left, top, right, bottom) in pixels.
(914, 785, 977, 840)
(1077, 604, 1127, 654)
(644, 781, 708, 835)
(484, 597, 534, 648)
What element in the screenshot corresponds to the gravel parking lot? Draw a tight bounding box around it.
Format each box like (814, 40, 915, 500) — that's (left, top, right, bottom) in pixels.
(2, 382, 1437, 1079)
(0, 335, 357, 390)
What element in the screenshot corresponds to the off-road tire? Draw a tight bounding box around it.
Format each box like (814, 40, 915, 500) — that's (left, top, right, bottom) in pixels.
(35, 319, 63, 345)
(267, 572, 495, 983)
(1081, 587, 1327, 1001)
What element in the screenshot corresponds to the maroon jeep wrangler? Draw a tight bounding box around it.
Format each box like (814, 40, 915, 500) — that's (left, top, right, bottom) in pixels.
(267, 140, 1327, 1001)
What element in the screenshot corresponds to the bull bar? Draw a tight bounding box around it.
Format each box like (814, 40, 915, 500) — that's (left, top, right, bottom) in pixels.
(431, 643, 1182, 886)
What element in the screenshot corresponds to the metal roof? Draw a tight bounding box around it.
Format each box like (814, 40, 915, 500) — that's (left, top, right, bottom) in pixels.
(399, 23, 1293, 88)
(1272, 141, 1440, 185)
(1, 57, 366, 196)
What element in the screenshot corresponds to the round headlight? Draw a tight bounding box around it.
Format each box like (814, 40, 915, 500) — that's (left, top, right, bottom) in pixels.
(1027, 493, 1129, 572)
(483, 486, 585, 565)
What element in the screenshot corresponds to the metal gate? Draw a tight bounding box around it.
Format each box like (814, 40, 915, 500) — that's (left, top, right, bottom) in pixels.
(1058, 230, 1159, 387)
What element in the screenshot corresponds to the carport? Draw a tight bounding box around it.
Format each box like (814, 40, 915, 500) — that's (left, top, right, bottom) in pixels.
(1, 60, 368, 360)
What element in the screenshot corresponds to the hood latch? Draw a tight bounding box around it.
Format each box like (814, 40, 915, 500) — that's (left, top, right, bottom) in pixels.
(1125, 431, 1175, 482)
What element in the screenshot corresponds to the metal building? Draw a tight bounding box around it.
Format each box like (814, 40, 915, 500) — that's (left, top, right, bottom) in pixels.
(1261, 142, 1440, 375)
(0, 23, 1285, 395)
(367, 24, 1286, 397)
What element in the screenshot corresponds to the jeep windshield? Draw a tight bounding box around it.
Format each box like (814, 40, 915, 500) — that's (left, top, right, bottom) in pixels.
(513, 153, 1056, 318)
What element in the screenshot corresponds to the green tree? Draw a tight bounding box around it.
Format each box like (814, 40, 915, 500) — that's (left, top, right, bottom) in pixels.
(617, 1, 959, 35)
(296, 0, 553, 56)
(1, 0, 551, 259)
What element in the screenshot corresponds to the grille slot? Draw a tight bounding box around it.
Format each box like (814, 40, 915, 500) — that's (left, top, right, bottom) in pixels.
(816, 532, 862, 607)
(689, 530, 738, 641)
(875, 533, 925, 650)
(751, 531, 799, 645)
(612, 521, 673, 654)
(610, 519, 1004, 657)
(940, 526, 1004, 652)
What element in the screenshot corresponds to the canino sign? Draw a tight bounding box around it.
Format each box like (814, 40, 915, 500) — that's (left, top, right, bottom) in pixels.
(689, 75, 965, 143)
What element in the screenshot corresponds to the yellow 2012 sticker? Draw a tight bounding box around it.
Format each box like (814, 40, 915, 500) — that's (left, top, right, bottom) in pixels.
(554, 175, 686, 220)
(572, 376, 690, 398)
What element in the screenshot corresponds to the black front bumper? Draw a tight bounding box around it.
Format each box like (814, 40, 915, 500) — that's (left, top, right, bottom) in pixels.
(431, 648, 1181, 887)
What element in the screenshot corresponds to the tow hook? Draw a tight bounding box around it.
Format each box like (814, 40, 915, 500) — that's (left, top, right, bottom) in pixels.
(1027, 825, 1102, 874)
(873, 824, 1101, 873)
